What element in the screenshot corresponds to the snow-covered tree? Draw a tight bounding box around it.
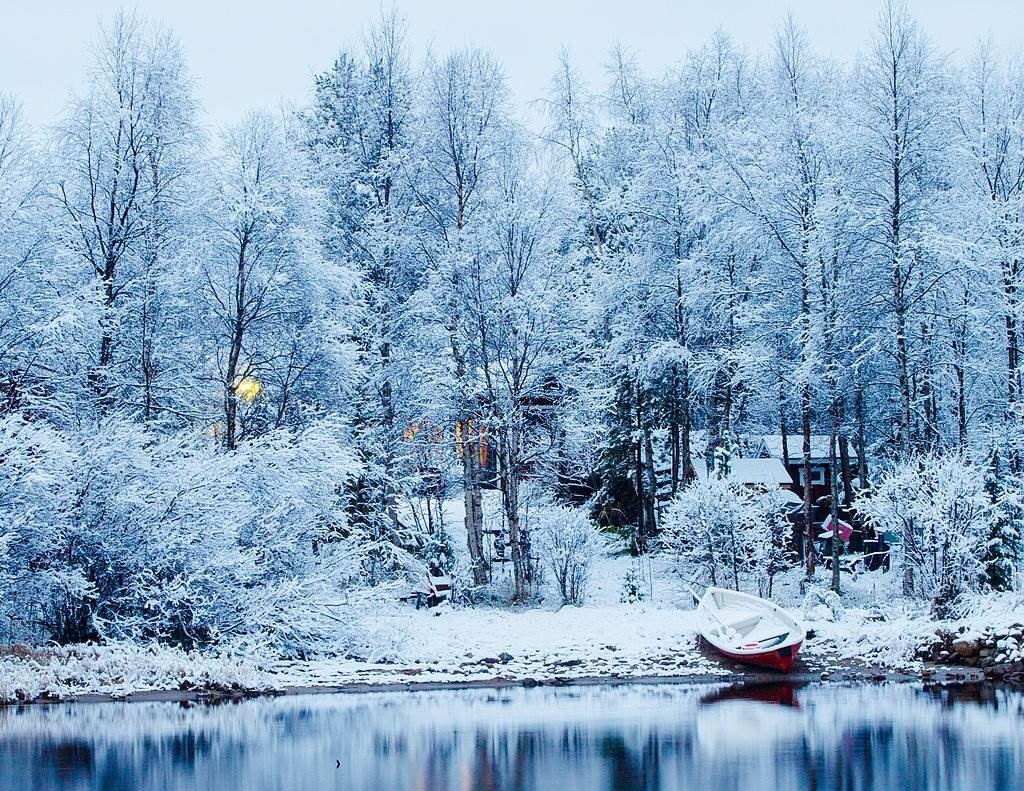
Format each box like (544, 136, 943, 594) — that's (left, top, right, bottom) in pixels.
(416, 48, 509, 585)
(305, 10, 424, 546)
(982, 448, 1021, 592)
(0, 96, 57, 419)
(55, 12, 201, 416)
(855, 0, 946, 452)
(661, 475, 790, 593)
(531, 501, 607, 607)
(859, 453, 998, 612)
(201, 111, 343, 450)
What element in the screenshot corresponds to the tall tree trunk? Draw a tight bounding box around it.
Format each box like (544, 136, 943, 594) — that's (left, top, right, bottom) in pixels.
(681, 366, 692, 484)
(855, 371, 869, 490)
(838, 429, 854, 507)
(643, 429, 658, 539)
(780, 377, 790, 466)
(449, 259, 487, 584)
(890, 75, 913, 454)
(140, 152, 164, 422)
(802, 392, 814, 578)
(140, 266, 156, 421)
(634, 382, 647, 553)
(674, 272, 692, 487)
(501, 422, 531, 601)
(223, 233, 249, 451)
(1005, 256, 1021, 472)
(669, 367, 680, 495)
(919, 318, 938, 448)
(951, 294, 968, 450)
(461, 421, 487, 586)
(829, 415, 841, 594)
(895, 299, 913, 451)
(93, 262, 117, 410)
(379, 337, 399, 531)
(798, 233, 814, 578)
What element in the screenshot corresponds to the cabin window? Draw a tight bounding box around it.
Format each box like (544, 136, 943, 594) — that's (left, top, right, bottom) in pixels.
(799, 466, 826, 486)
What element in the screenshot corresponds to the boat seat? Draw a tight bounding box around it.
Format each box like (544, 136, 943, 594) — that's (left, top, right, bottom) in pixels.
(724, 615, 763, 635)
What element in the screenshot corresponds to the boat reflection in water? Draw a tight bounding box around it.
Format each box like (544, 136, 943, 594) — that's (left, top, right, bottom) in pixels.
(700, 680, 800, 707)
(1, 681, 1022, 791)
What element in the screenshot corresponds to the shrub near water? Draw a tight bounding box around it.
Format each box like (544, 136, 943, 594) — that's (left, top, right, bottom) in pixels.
(858, 453, 1019, 616)
(533, 504, 607, 607)
(0, 416, 366, 656)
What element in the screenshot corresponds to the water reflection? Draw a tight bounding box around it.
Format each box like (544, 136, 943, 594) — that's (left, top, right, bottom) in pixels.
(700, 681, 799, 707)
(1, 682, 1022, 791)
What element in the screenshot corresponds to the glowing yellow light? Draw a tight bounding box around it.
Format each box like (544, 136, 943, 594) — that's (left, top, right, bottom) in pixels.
(234, 376, 262, 402)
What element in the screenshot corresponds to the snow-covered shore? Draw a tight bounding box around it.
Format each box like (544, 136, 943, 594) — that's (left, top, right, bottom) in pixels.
(5, 548, 1022, 704)
(6, 583, 1022, 704)
(0, 601, 715, 704)
(0, 642, 270, 704)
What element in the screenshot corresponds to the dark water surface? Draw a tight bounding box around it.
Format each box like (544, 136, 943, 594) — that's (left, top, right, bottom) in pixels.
(1, 682, 1022, 791)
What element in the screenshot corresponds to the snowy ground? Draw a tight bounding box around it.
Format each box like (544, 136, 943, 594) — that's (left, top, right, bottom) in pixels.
(4, 550, 1016, 704)
(2, 496, 1020, 703)
(271, 554, 725, 691)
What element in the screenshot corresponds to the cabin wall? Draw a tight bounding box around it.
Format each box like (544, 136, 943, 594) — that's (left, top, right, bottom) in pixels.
(784, 462, 857, 504)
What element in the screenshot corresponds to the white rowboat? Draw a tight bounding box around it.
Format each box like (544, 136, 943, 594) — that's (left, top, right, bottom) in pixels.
(696, 587, 806, 672)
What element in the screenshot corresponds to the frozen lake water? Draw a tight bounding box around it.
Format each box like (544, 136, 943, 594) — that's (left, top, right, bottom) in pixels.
(1, 682, 1022, 791)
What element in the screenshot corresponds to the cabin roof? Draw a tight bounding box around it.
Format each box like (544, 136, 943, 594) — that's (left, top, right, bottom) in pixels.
(754, 434, 860, 464)
(693, 456, 794, 486)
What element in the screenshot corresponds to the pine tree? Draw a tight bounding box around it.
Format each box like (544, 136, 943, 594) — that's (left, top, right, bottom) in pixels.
(984, 448, 1020, 591)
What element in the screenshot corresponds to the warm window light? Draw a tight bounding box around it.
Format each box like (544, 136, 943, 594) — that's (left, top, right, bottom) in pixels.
(234, 376, 262, 402)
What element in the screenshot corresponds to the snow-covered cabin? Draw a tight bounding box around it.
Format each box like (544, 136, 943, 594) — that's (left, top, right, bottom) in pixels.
(748, 434, 860, 502)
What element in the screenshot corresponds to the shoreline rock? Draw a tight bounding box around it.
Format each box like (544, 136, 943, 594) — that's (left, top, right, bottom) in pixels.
(916, 624, 1024, 682)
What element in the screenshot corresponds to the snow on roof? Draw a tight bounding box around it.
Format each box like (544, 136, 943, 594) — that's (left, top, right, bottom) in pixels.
(773, 487, 804, 504)
(755, 434, 859, 463)
(693, 457, 794, 486)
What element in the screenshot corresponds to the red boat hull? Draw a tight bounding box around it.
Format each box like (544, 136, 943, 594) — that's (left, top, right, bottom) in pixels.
(715, 640, 802, 673)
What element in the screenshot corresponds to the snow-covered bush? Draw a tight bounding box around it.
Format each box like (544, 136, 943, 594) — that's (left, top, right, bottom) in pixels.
(0, 415, 367, 655)
(660, 475, 790, 594)
(532, 503, 607, 606)
(0, 417, 79, 644)
(858, 453, 999, 615)
(982, 448, 1022, 592)
(802, 585, 843, 623)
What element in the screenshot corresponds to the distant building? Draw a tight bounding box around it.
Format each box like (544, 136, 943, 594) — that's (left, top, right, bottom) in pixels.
(748, 434, 860, 503)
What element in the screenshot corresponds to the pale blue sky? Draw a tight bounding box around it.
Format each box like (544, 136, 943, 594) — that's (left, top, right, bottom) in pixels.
(2, 1, 1020, 130)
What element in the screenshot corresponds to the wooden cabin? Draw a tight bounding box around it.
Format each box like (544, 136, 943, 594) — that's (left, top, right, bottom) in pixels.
(748, 434, 860, 504)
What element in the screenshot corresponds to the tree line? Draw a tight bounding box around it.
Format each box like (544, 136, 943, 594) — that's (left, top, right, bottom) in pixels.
(1, 1, 1021, 647)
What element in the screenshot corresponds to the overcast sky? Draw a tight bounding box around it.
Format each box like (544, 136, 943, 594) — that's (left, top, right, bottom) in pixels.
(2, 1, 1020, 131)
